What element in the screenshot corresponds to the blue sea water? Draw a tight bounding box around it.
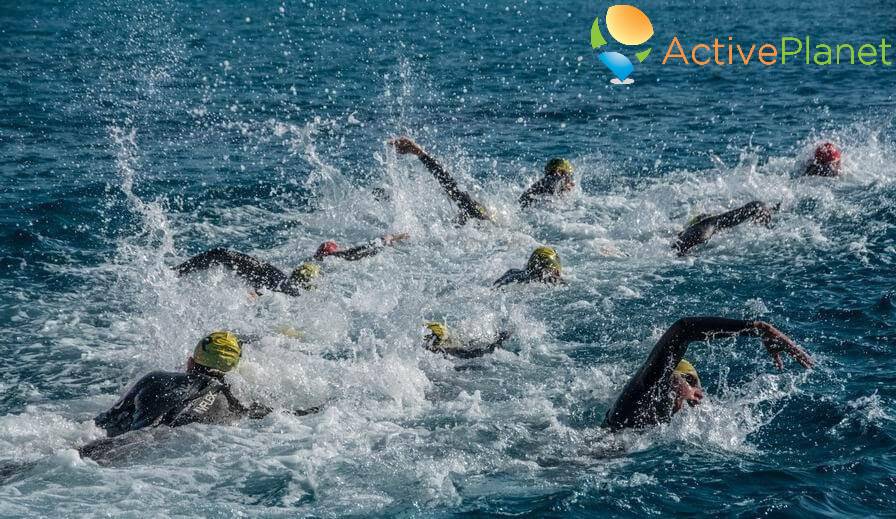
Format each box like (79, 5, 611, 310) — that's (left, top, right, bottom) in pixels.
(1, 0, 895, 516)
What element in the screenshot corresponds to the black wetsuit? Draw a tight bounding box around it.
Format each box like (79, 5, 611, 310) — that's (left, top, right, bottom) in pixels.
(175, 248, 299, 295)
(79, 368, 318, 460)
(602, 316, 757, 431)
(418, 154, 490, 224)
(673, 201, 775, 255)
(316, 241, 385, 261)
(803, 163, 840, 177)
(174, 242, 385, 296)
(493, 268, 562, 287)
(519, 175, 571, 207)
(425, 331, 512, 359)
(92, 370, 270, 439)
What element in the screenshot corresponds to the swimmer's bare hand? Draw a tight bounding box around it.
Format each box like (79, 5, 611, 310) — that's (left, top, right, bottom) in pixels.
(389, 137, 424, 157)
(756, 321, 814, 370)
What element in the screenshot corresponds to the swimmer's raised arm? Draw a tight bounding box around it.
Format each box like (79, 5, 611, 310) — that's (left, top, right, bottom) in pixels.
(641, 317, 809, 385)
(389, 136, 490, 222)
(604, 317, 812, 430)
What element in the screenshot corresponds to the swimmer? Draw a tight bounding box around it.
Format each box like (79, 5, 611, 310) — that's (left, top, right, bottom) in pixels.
(803, 142, 842, 177)
(422, 322, 512, 359)
(602, 317, 813, 431)
(80, 332, 319, 458)
(673, 201, 777, 256)
(389, 136, 491, 224)
(519, 158, 575, 207)
(174, 233, 409, 296)
(494, 246, 564, 287)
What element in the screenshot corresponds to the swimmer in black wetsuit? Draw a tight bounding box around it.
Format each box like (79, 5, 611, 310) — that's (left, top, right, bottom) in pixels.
(494, 246, 564, 287)
(602, 317, 813, 431)
(803, 142, 842, 177)
(673, 201, 777, 256)
(79, 331, 319, 459)
(389, 137, 491, 225)
(422, 323, 512, 359)
(519, 158, 575, 208)
(174, 233, 409, 296)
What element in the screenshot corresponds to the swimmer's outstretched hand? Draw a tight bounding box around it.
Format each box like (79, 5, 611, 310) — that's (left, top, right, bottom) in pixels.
(389, 137, 424, 157)
(382, 232, 410, 246)
(756, 321, 814, 370)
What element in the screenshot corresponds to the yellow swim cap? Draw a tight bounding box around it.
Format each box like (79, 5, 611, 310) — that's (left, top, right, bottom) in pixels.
(193, 331, 242, 373)
(545, 158, 573, 176)
(424, 322, 448, 342)
(527, 246, 561, 275)
(673, 359, 700, 385)
(289, 262, 320, 288)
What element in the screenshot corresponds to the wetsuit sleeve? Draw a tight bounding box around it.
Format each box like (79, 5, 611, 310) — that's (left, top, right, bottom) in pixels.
(442, 331, 511, 359)
(220, 386, 273, 419)
(418, 153, 490, 221)
(493, 269, 526, 287)
(713, 201, 771, 230)
(673, 221, 715, 256)
(519, 177, 554, 207)
(95, 372, 186, 437)
(604, 317, 757, 429)
(330, 241, 384, 261)
(94, 379, 142, 437)
(173, 248, 287, 291)
(638, 317, 756, 385)
(672, 202, 772, 255)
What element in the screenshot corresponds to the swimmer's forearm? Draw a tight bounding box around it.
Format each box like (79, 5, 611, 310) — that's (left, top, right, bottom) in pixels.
(639, 317, 759, 386)
(715, 201, 769, 230)
(671, 316, 759, 343)
(331, 242, 382, 261)
(418, 153, 463, 198)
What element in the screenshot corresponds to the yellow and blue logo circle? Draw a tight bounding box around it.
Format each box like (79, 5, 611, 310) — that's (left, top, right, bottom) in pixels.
(591, 5, 654, 84)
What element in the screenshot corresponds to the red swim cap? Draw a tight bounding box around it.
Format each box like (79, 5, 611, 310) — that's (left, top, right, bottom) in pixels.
(815, 142, 842, 164)
(315, 241, 340, 257)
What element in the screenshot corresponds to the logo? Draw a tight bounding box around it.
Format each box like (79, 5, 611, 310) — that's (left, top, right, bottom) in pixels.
(193, 391, 218, 414)
(591, 5, 654, 84)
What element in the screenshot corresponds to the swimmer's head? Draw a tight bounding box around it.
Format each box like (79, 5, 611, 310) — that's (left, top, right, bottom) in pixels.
(544, 158, 574, 192)
(526, 246, 562, 281)
(545, 158, 573, 177)
(814, 142, 842, 165)
(288, 262, 320, 290)
(314, 241, 341, 260)
(672, 359, 704, 412)
(190, 331, 242, 374)
(423, 322, 449, 349)
(808, 142, 842, 176)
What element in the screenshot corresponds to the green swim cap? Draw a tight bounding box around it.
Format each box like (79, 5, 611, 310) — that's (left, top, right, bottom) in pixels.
(527, 246, 561, 275)
(673, 359, 700, 385)
(545, 158, 573, 176)
(424, 322, 448, 342)
(193, 331, 242, 373)
(289, 262, 320, 289)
